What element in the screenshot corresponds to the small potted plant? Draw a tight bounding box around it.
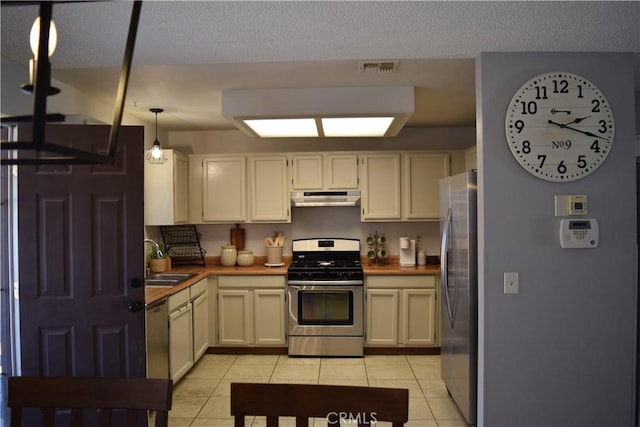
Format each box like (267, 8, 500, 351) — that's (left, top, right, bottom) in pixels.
(148, 243, 168, 273)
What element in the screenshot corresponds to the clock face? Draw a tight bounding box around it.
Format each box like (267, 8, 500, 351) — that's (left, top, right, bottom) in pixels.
(505, 72, 614, 182)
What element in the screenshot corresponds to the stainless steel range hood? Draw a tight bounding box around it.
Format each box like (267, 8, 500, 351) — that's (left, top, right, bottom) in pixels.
(291, 191, 360, 207)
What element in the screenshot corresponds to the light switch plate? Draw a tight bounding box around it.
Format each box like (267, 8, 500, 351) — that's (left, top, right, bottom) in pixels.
(504, 272, 519, 294)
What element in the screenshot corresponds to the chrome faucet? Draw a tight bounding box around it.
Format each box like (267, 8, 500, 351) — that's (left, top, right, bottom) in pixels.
(144, 239, 164, 259)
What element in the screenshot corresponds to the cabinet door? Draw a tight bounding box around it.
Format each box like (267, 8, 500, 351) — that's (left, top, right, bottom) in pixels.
(249, 156, 290, 222)
(360, 153, 401, 221)
(173, 151, 190, 223)
(145, 149, 189, 225)
(401, 289, 436, 346)
(218, 290, 252, 345)
(403, 152, 449, 220)
(192, 291, 209, 361)
(325, 153, 359, 189)
(169, 303, 194, 382)
(465, 146, 477, 171)
(365, 289, 398, 345)
(253, 289, 286, 345)
(203, 156, 246, 222)
(291, 155, 323, 190)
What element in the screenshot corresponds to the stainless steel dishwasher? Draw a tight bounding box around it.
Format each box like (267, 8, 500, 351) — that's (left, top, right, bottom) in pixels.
(145, 297, 169, 379)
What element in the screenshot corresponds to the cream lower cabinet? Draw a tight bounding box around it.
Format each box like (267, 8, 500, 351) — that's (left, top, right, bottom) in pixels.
(217, 276, 286, 346)
(168, 279, 209, 383)
(366, 289, 399, 345)
(365, 275, 438, 347)
(168, 288, 193, 382)
(360, 153, 401, 221)
(191, 279, 209, 361)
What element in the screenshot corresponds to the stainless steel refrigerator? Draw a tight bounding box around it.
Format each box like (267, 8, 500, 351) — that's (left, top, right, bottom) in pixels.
(439, 170, 477, 425)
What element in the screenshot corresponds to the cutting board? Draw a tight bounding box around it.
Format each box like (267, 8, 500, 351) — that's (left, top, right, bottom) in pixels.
(230, 224, 245, 250)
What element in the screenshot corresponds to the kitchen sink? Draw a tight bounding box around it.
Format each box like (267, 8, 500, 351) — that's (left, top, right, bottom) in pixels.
(145, 279, 181, 286)
(148, 273, 196, 281)
(145, 273, 196, 287)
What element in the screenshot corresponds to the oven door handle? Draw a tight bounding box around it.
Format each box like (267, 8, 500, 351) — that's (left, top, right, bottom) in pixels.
(287, 280, 363, 286)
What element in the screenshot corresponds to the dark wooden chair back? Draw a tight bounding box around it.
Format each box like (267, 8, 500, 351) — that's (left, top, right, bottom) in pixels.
(8, 376, 173, 427)
(231, 382, 409, 427)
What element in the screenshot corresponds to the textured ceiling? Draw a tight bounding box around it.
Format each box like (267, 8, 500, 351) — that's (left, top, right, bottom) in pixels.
(1, 1, 639, 131)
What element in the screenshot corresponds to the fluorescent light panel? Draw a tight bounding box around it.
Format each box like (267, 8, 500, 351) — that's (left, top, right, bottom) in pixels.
(223, 86, 414, 138)
(243, 116, 395, 137)
(322, 117, 394, 137)
(244, 118, 318, 137)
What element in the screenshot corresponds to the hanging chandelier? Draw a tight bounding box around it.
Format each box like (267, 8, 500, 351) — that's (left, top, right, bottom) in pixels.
(146, 108, 167, 164)
(0, 0, 142, 165)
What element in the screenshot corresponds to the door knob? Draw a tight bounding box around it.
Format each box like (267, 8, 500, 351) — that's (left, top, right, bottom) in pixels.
(128, 301, 143, 312)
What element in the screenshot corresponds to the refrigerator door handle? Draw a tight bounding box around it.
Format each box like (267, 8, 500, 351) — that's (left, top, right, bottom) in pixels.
(441, 207, 455, 327)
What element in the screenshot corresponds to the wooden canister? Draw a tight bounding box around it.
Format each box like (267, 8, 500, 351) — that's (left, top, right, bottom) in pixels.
(230, 224, 245, 250)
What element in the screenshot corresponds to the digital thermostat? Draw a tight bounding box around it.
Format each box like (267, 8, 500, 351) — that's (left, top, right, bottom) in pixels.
(554, 194, 588, 216)
(559, 218, 598, 249)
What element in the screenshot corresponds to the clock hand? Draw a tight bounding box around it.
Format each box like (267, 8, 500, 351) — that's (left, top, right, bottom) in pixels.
(562, 115, 591, 126)
(547, 120, 609, 141)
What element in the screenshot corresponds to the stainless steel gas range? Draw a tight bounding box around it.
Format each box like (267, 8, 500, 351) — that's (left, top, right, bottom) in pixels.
(287, 238, 364, 357)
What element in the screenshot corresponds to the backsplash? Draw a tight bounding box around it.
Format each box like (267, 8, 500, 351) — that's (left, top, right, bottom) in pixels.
(146, 206, 441, 259)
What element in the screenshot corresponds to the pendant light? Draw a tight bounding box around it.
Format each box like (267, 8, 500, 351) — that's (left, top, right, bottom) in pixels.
(146, 108, 167, 164)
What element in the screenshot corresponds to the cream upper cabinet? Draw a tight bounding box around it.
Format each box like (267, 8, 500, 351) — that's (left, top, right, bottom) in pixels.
(360, 153, 401, 221)
(403, 152, 450, 220)
(291, 153, 359, 190)
(465, 146, 477, 171)
(291, 154, 323, 190)
(365, 275, 438, 347)
(144, 149, 189, 225)
(202, 156, 246, 222)
(249, 155, 290, 222)
(325, 153, 359, 189)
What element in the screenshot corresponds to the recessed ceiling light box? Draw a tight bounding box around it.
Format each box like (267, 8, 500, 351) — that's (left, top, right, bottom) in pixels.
(222, 86, 414, 138)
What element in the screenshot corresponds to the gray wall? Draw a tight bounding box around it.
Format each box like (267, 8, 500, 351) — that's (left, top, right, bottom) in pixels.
(477, 52, 636, 426)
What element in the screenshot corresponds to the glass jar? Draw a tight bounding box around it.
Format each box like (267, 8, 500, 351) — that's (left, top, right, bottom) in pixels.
(220, 244, 237, 267)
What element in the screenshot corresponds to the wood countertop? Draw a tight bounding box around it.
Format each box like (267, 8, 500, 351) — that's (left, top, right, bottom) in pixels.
(362, 262, 440, 275)
(145, 256, 440, 304)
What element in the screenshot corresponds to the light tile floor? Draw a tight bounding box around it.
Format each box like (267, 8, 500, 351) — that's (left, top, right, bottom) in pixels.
(168, 354, 468, 427)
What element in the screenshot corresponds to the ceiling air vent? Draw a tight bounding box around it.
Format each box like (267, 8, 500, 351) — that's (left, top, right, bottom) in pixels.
(358, 61, 399, 73)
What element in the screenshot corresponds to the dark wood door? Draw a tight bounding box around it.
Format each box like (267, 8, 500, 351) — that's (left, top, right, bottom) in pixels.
(17, 124, 145, 378)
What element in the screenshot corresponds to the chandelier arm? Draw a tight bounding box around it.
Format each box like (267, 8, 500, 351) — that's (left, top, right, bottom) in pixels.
(106, 0, 142, 159)
(31, 1, 53, 148)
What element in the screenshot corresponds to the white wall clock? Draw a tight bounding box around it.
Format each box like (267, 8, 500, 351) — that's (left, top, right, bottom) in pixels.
(505, 72, 614, 182)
